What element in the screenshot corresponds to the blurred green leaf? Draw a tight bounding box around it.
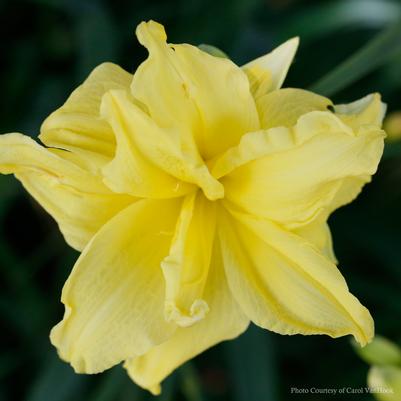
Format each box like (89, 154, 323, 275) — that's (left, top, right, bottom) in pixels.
(353, 335, 401, 367)
(179, 363, 203, 401)
(368, 365, 401, 400)
(223, 325, 278, 401)
(309, 21, 401, 96)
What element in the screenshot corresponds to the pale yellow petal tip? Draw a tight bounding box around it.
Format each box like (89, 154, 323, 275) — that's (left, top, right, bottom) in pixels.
(135, 20, 167, 47)
(149, 384, 162, 396)
(124, 361, 162, 395)
(267, 36, 299, 90)
(202, 179, 225, 201)
(335, 93, 387, 129)
(49, 330, 83, 373)
(165, 299, 209, 327)
(49, 307, 95, 374)
(353, 310, 375, 348)
(287, 36, 300, 50)
(194, 167, 225, 200)
(270, 36, 300, 62)
(49, 315, 84, 373)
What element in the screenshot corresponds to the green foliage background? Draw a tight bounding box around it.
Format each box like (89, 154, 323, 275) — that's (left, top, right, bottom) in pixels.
(1, 0, 401, 400)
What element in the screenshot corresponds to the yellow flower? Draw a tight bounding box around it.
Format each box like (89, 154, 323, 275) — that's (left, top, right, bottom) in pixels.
(0, 20, 386, 394)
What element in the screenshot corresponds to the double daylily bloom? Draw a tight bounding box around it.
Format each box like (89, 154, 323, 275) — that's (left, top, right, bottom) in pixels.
(0, 21, 385, 394)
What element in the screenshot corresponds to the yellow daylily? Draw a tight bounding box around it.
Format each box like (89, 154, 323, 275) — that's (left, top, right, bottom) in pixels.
(0, 20, 386, 394)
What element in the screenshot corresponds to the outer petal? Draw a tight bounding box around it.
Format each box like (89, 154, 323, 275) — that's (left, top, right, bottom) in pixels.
(101, 90, 222, 200)
(242, 37, 299, 99)
(214, 94, 384, 263)
(292, 175, 369, 263)
(293, 220, 337, 264)
(132, 20, 259, 160)
(40, 63, 132, 165)
(0, 133, 133, 250)
(124, 241, 249, 395)
(334, 93, 386, 130)
(161, 191, 216, 326)
(50, 198, 181, 373)
(256, 88, 332, 130)
(219, 205, 374, 346)
(216, 111, 385, 229)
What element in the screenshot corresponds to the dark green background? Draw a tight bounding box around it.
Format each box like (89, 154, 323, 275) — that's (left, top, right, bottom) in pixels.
(1, 0, 401, 400)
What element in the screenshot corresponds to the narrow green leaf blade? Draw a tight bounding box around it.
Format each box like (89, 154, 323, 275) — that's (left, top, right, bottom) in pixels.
(308, 21, 401, 96)
(178, 363, 204, 401)
(223, 325, 278, 401)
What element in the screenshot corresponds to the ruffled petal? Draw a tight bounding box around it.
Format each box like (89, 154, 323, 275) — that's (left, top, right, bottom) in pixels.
(50, 198, 182, 373)
(256, 88, 332, 129)
(215, 111, 384, 229)
(242, 37, 299, 99)
(293, 220, 337, 264)
(132, 20, 259, 160)
(124, 241, 249, 395)
(40, 63, 132, 166)
(101, 90, 222, 200)
(219, 205, 374, 345)
(334, 93, 386, 130)
(0, 133, 133, 250)
(161, 191, 216, 327)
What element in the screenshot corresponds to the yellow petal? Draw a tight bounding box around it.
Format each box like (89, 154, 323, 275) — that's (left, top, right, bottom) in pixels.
(0, 133, 133, 251)
(133, 20, 259, 160)
(40, 63, 132, 165)
(50, 198, 181, 373)
(219, 205, 374, 345)
(161, 191, 216, 327)
(290, 176, 372, 257)
(124, 241, 249, 395)
(242, 37, 299, 99)
(256, 88, 332, 129)
(101, 90, 222, 200)
(293, 220, 337, 264)
(335, 93, 386, 130)
(216, 111, 384, 229)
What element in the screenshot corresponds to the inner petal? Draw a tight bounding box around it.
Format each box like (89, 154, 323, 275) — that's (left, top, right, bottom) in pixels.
(161, 191, 217, 327)
(132, 20, 260, 161)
